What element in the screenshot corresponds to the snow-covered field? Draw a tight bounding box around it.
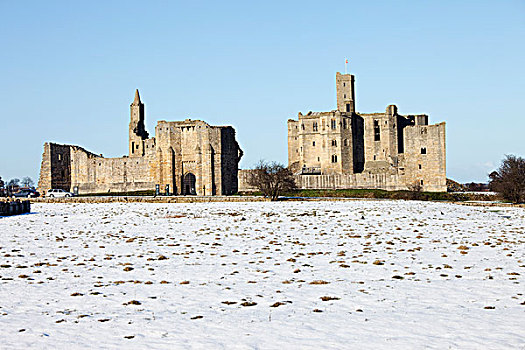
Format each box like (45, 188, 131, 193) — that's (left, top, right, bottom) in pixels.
(0, 200, 524, 349)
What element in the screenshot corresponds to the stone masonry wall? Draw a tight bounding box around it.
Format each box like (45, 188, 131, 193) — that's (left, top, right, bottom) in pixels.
(285, 72, 447, 193)
(38, 91, 242, 196)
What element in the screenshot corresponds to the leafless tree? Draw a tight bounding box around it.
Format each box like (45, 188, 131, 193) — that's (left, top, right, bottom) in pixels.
(8, 178, 20, 188)
(489, 154, 525, 203)
(21, 177, 34, 188)
(246, 160, 296, 201)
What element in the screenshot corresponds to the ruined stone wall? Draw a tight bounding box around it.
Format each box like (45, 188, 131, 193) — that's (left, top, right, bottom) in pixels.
(72, 156, 156, 194)
(154, 119, 241, 196)
(237, 169, 257, 192)
(37, 143, 52, 193)
(38, 143, 156, 194)
(38, 89, 242, 197)
(401, 122, 446, 192)
(220, 127, 242, 195)
(38, 143, 74, 193)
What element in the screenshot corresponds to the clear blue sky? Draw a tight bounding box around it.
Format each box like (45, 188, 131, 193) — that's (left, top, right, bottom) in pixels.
(1, 0, 524, 184)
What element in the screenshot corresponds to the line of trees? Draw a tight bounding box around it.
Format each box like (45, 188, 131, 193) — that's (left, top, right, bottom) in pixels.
(0, 176, 35, 196)
(2, 177, 34, 188)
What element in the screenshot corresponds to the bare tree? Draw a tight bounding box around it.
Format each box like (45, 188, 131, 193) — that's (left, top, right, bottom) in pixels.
(489, 154, 525, 203)
(8, 178, 20, 188)
(21, 177, 34, 188)
(246, 160, 296, 201)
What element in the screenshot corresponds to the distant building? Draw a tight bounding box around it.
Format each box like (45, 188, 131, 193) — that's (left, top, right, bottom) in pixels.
(286, 71, 446, 192)
(38, 90, 243, 195)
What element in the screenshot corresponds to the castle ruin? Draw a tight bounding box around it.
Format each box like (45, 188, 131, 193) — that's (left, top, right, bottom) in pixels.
(38, 90, 243, 195)
(286, 71, 446, 192)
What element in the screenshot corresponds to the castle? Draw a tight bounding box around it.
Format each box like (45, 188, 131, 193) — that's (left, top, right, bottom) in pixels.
(286, 71, 446, 192)
(39, 69, 446, 196)
(37, 90, 243, 195)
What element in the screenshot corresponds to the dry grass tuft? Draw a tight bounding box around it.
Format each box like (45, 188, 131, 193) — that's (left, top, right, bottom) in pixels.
(309, 280, 330, 285)
(270, 302, 285, 307)
(320, 296, 340, 301)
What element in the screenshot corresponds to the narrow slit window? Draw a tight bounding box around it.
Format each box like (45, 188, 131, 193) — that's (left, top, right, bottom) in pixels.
(421, 147, 427, 154)
(331, 155, 338, 163)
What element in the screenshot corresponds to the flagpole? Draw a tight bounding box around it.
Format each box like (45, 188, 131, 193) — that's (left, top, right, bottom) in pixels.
(345, 59, 348, 74)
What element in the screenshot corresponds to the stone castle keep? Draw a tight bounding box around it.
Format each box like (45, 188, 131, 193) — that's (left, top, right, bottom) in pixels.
(38, 90, 243, 195)
(285, 71, 446, 192)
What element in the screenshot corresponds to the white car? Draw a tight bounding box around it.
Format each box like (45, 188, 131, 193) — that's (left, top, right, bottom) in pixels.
(46, 189, 74, 198)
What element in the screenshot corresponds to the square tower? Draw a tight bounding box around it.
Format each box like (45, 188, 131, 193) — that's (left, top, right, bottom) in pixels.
(336, 72, 355, 114)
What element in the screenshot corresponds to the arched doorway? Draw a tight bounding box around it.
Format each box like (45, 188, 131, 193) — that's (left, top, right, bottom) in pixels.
(183, 173, 196, 195)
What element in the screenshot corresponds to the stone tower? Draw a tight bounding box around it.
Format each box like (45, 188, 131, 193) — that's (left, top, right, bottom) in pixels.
(129, 89, 149, 157)
(336, 72, 355, 113)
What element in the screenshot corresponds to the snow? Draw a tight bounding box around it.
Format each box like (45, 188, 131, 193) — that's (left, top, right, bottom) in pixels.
(0, 200, 524, 349)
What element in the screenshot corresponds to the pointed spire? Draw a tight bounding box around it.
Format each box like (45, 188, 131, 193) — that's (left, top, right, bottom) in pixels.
(133, 89, 141, 104)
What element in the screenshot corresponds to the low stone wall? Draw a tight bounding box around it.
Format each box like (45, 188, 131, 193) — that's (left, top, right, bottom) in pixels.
(0, 200, 31, 216)
(29, 196, 270, 204)
(238, 172, 412, 192)
(293, 173, 407, 191)
(20, 196, 525, 209)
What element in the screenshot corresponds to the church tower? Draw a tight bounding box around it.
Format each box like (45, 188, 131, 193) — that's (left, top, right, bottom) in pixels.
(129, 89, 149, 157)
(336, 72, 355, 114)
